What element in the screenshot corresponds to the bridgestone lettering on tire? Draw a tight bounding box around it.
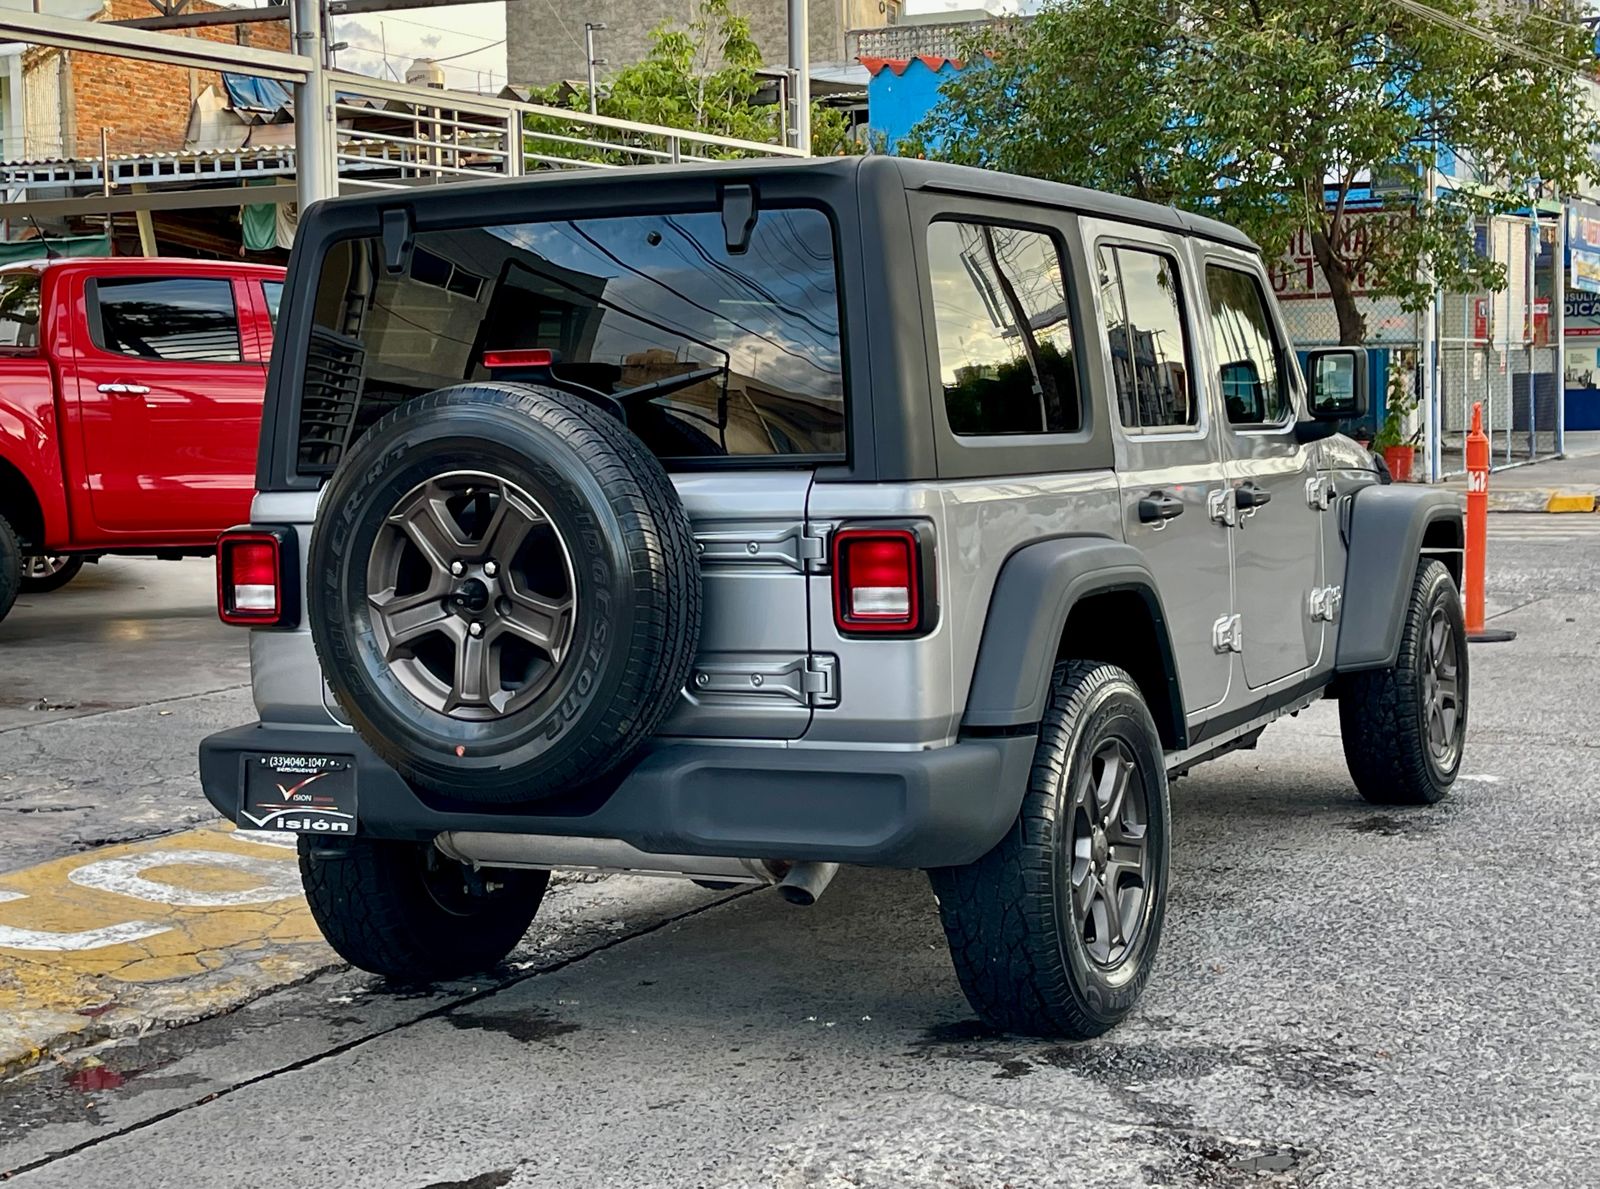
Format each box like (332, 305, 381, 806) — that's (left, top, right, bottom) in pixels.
(1339, 559, 1468, 806)
(308, 383, 702, 803)
(931, 661, 1170, 1038)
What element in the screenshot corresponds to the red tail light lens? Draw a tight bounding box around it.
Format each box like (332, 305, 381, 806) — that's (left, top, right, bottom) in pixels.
(217, 528, 298, 627)
(483, 348, 554, 369)
(832, 526, 932, 635)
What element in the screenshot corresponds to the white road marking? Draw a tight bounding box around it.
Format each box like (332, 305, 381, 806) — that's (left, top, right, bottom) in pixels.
(66, 850, 303, 908)
(0, 889, 171, 952)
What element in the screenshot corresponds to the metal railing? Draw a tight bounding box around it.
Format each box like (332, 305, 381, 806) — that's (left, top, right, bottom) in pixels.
(327, 72, 804, 191)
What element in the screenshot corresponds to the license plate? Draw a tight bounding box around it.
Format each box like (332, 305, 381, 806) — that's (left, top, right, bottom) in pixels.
(239, 754, 357, 835)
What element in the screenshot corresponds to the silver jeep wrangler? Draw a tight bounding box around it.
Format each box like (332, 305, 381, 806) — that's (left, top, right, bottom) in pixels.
(202, 157, 1468, 1038)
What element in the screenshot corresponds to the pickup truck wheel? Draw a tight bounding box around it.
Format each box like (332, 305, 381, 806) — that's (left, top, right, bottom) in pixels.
(19, 555, 84, 593)
(930, 661, 1170, 1038)
(1339, 559, 1468, 805)
(298, 837, 547, 982)
(0, 515, 19, 624)
(309, 383, 700, 803)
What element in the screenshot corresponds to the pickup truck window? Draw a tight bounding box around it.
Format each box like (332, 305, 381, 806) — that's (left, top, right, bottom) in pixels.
(262, 281, 283, 327)
(89, 276, 242, 364)
(0, 272, 41, 350)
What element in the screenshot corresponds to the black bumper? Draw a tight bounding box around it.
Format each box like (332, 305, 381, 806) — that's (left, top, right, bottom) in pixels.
(199, 723, 1036, 869)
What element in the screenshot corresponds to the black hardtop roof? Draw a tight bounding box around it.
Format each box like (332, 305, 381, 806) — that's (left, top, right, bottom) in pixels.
(315, 155, 1259, 254)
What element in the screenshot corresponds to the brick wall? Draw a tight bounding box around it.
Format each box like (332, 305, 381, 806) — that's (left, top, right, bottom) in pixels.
(27, 0, 292, 158)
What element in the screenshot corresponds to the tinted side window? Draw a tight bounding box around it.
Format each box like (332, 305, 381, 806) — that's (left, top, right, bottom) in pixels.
(93, 277, 242, 363)
(927, 220, 1081, 436)
(0, 272, 41, 350)
(262, 281, 283, 327)
(1205, 265, 1287, 425)
(1096, 246, 1195, 429)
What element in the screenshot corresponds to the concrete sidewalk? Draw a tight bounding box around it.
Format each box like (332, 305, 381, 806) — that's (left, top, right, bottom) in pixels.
(1438, 447, 1600, 512)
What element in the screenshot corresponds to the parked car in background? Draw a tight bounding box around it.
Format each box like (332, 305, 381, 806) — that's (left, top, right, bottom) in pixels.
(0, 256, 285, 621)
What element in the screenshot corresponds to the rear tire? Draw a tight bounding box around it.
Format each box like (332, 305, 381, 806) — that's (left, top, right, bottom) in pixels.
(0, 516, 20, 624)
(931, 661, 1170, 1038)
(299, 838, 547, 982)
(19, 555, 84, 593)
(1339, 559, 1467, 805)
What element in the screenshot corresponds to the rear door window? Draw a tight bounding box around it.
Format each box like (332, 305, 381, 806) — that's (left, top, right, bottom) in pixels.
(1096, 245, 1196, 430)
(90, 276, 243, 363)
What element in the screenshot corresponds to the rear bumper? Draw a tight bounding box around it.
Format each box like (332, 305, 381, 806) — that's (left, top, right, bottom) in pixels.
(199, 723, 1036, 869)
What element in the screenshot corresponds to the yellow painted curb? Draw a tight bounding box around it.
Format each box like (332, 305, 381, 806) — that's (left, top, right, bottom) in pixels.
(1545, 493, 1598, 514)
(0, 823, 336, 1076)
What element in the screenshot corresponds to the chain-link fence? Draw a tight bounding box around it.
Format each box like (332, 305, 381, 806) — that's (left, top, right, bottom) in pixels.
(1276, 211, 1560, 481)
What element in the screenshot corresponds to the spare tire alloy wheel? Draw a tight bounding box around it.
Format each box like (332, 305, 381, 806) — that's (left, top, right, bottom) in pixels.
(309, 383, 702, 804)
(367, 471, 576, 720)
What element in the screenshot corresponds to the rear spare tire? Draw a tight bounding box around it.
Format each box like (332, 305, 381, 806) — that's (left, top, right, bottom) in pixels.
(308, 383, 700, 803)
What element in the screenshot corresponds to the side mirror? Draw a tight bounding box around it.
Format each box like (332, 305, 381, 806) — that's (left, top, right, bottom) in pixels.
(1305, 348, 1369, 421)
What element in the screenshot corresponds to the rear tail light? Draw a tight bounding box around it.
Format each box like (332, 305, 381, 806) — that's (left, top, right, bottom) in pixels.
(483, 348, 554, 369)
(217, 527, 299, 627)
(832, 525, 935, 636)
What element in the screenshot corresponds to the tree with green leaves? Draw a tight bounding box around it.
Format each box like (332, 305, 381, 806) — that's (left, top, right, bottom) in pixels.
(522, 0, 859, 164)
(909, 0, 1598, 343)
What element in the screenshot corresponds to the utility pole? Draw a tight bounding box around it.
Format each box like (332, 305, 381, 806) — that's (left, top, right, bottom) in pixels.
(584, 22, 605, 117)
(291, 0, 336, 208)
(786, 0, 809, 154)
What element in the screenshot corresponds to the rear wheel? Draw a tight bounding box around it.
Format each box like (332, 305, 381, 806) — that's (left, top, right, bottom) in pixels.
(1339, 559, 1468, 805)
(19, 555, 84, 593)
(0, 516, 19, 624)
(931, 661, 1170, 1038)
(299, 837, 547, 982)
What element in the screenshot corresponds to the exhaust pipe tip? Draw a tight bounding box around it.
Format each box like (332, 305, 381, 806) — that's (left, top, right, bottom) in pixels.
(776, 861, 839, 907)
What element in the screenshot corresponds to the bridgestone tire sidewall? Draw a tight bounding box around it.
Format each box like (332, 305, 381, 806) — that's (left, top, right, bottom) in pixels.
(311, 389, 684, 802)
(1053, 675, 1171, 1023)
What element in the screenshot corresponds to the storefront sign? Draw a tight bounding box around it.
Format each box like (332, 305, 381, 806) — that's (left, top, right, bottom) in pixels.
(1564, 292, 1600, 337)
(1568, 200, 1600, 294)
(1269, 211, 1412, 301)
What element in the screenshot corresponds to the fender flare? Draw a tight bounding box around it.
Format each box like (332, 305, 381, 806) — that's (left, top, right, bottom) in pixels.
(961, 536, 1186, 747)
(1335, 485, 1464, 672)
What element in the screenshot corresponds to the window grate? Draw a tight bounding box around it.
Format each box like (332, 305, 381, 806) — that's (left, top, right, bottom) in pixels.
(296, 327, 366, 476)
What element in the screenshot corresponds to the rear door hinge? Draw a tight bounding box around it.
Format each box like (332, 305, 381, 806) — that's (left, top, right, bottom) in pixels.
(802, 654, 839, 707)
(1212, 613, 1243, 653)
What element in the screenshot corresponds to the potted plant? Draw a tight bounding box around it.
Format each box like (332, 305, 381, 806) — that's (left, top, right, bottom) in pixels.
(1372, 372, 1420, 482)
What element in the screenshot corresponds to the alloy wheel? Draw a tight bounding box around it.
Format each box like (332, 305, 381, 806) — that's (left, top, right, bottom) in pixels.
(1420, 604, 1463, 770)
(1067, 737, 1152, 967)
(21, 556, 72, 580)
(365, 471, 576, 721)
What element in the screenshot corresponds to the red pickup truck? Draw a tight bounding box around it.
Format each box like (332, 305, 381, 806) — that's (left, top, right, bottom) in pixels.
(0, 257, 285, 622)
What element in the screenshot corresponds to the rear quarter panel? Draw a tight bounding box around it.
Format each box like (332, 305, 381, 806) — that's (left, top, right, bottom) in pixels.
(0, 353, 71, 549)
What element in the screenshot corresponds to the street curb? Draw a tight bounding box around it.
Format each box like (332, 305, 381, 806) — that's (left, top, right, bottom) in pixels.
(1485, 490, 1599, 513)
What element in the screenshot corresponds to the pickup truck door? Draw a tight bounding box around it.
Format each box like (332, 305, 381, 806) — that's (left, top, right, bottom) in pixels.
(68, 274, 266, 536)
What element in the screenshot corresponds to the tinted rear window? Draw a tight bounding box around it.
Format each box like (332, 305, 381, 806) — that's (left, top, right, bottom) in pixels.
(0, 272, 40, 350)
(91, 276, 242, 363)
(297, 208, 845, 474)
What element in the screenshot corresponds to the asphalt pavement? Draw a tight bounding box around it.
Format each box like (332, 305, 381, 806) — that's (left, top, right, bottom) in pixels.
(0, 520, 1597, 1187)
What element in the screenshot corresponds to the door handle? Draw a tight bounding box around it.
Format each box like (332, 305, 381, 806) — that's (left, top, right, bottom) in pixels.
(1137, 491, 1185, 527)
(98, 382, 152, 396)
(1234, 481, 1272, 509)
